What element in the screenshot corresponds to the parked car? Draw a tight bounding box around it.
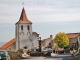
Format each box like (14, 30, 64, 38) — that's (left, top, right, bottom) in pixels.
(43, 48, 52, 52)
(0, 50, 10, 60)
(27, 50, 33, 55)
(57, 48, 64, 54)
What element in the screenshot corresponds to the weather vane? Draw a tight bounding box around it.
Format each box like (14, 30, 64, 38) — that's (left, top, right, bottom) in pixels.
(22, 2, 25, 7)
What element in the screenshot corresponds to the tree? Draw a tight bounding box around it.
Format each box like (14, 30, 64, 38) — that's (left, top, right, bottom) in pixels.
(54, 32, 69, 48)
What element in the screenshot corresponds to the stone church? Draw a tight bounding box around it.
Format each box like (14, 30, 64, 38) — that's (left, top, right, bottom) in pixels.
(0, 7, 53, 51)
(0, 7, 40, 51)
(15, 7, 39, 50)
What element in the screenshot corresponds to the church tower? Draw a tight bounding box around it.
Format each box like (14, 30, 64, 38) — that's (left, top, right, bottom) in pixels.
(15, 7, 32, 50)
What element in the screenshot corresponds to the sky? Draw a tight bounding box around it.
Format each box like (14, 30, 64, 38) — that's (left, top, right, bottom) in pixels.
(0, 0, 80, 42)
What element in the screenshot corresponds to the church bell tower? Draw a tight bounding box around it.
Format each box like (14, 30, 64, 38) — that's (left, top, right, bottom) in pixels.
(15, 7, 32, 50)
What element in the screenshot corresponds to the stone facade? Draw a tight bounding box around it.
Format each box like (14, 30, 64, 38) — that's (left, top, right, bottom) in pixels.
(15, 8, 39, 50)
(6, 43, 16, 51)
(66, 33, 80, 49)
(42, 35, 53, 51)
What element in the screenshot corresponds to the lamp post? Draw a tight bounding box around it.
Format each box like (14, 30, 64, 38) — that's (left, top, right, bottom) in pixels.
(38, 37, 42, 52)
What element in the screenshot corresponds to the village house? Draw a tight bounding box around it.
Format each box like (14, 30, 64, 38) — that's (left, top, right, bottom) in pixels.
(66, 33, 80, 49)
(41, 32, 80, 50)
(41, 35, 53, 48)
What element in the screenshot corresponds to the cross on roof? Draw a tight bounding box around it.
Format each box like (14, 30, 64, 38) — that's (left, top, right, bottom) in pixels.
(22, 2, 25, 7)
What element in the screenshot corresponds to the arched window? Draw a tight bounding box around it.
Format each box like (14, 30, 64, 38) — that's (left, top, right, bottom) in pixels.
(27, 25, 30, 30)
(21, 25, 23, 30)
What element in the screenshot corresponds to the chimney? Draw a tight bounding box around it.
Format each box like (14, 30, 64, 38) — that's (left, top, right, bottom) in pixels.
(50, 35, 53, 38)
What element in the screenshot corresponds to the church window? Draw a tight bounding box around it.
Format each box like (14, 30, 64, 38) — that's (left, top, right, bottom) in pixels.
(27, 25, 30, 30)
(21, 25, 23, 30)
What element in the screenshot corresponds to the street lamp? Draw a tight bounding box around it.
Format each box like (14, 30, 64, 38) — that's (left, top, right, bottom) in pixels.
(38, 37, 41, 40)
(38, 37, 42, 52)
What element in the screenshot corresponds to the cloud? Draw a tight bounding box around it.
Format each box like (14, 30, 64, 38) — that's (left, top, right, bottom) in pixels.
(28, 13, 80, 23)
(0, 0, 80, 23)
(0, 0, 80, 42)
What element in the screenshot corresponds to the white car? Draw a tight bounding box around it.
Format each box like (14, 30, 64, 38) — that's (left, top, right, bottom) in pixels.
(43, 48, 52, 52)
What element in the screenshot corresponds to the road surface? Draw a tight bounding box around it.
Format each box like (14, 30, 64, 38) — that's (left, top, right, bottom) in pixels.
(20, 53, 74, 60)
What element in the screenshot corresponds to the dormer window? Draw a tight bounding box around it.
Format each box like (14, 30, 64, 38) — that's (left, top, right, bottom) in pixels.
(27, 25, 30, 30)
(21, 25, 23, 30)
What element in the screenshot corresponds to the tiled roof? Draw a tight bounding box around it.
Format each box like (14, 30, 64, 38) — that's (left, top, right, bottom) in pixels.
(32, 32, 39, 36)
(41, 38, 53, 46)
(16, 7, 32, 24)
(66, 33, 80, 39)
(0, 38, 16, 49)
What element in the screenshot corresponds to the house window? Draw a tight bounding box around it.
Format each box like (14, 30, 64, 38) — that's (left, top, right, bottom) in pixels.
(72, 43, 76, 49)
(47, 43, 52, 48)
(27, 25, 30, 30)
(21, 25, 23, 30)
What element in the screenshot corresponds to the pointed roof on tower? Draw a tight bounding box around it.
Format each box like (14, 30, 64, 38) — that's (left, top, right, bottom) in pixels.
(16, 7, 32, 24)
